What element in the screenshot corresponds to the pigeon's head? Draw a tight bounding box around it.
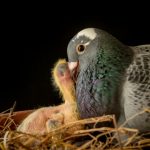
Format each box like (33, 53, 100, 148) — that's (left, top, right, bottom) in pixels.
(67, 28, 133, 80)
(67, 28, 99, 72)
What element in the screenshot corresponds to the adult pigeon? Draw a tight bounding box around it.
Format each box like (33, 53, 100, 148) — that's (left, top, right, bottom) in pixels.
(67, 28, 150, 132)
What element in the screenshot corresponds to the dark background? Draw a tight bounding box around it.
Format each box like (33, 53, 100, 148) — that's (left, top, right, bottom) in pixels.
(1, 5, 150, 112)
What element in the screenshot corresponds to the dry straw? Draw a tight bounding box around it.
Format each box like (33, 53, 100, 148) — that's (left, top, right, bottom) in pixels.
(0, 107, 150, 150)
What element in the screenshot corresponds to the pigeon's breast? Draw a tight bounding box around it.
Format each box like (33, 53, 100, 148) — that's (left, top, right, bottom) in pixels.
(76, 69, 103, 119)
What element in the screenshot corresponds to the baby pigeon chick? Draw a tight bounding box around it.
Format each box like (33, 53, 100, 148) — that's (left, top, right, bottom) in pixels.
(17, 59, 81, 135)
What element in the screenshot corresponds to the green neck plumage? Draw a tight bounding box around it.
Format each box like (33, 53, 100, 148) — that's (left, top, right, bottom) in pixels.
(95, 43, 133, 102)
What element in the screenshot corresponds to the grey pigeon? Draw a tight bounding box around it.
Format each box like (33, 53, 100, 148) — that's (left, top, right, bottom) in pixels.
(67, 28, 150, 132)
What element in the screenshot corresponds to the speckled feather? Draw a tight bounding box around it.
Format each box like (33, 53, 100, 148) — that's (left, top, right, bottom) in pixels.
(122, 45, 150, 131)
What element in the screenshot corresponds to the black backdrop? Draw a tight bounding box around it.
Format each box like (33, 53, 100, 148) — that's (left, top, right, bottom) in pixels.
(1, 7, 150, 112)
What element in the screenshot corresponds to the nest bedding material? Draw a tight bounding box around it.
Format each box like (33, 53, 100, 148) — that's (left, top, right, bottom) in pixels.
(0, 108, 150, 150)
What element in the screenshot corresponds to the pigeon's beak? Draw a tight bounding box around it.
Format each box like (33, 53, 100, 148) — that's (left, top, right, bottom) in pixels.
(68, 61, 79, 82)
(68, 62, 78, 72)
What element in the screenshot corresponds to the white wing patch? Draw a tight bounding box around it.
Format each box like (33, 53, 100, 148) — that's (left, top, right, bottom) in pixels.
(76, 28, 97, 40)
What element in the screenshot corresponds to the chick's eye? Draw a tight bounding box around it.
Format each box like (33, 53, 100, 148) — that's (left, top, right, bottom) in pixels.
(76, 44, 86, 54)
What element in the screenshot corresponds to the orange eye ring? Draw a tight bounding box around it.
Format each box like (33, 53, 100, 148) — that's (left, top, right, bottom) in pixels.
(76, 44, 85, 54)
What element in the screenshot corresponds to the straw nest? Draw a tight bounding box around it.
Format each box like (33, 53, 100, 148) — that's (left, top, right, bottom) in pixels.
(0, 107, 150, 150)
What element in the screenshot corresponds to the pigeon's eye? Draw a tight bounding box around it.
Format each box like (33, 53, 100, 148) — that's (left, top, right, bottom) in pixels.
(76, 44, 86, 54)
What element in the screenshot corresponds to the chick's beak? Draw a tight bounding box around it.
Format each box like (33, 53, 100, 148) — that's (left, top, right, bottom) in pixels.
(68, 61, 79, 82)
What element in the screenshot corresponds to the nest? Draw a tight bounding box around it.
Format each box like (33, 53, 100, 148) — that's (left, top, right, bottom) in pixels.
(0, 108, 150, 150)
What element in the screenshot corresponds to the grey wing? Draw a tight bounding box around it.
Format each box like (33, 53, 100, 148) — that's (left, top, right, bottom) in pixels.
(122, 44, 150, 132)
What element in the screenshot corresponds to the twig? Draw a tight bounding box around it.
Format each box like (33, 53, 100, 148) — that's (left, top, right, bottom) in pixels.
(112, 115, 123, 149)
(4, 101, 16, 127)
